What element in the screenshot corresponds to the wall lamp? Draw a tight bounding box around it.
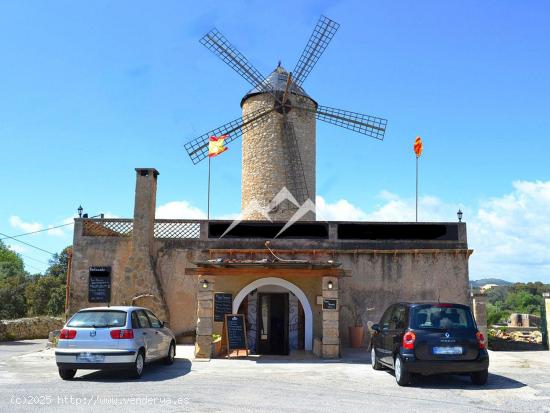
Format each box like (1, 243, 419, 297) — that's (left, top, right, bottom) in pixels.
(457, 209, 463, 222)
(77, 205, 83, 218)
(201, 279, 210, 289)
(327, 281, 334, 290)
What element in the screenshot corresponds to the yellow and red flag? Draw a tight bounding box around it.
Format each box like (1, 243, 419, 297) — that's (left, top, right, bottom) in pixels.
(413, 136, 423, 157)
(208, 135, 228, 158)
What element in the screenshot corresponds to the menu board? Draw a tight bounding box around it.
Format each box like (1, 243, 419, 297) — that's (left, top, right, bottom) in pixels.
(224, 314, 247, 354)
(88, 266, 111, 303)
(214, 293, 233, 322)
(323, 298, 338, 310)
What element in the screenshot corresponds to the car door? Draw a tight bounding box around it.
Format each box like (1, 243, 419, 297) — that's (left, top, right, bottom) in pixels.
(377, 305, 395, 365)
(135, 310, 157, 361)
(388, 305, 407, 367)
(145, 310, 169, 359)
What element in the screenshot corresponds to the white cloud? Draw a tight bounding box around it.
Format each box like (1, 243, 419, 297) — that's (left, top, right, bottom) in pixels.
(7, 244, 26, 253)
(9, 216, 43, 233)
(468, 180, 550, 282)
(156, 201, 207, 219)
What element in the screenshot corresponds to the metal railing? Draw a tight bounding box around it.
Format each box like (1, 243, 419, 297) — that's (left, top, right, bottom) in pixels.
(82, 219, 201, 239)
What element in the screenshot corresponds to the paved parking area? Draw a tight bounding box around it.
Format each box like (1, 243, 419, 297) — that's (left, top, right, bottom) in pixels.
(0, 341, 549, 412)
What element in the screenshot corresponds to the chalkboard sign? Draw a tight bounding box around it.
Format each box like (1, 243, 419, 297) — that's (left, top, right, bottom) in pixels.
(214, 293, 233, 322)
(224, 314, 248, 357)
(323, 298, 338, 310)
(88, 266, 111, 303)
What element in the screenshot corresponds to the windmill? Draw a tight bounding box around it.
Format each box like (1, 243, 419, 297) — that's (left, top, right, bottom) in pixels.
(184, 15, 387, 221)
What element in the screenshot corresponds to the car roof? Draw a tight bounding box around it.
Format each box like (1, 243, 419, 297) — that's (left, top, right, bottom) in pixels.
(76, 306, 148, 311)
(396, 302, 470, 308)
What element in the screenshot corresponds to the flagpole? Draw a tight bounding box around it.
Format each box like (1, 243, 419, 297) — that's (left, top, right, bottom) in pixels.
(415, 155, 418, 222)
(207, 156, 211, 221)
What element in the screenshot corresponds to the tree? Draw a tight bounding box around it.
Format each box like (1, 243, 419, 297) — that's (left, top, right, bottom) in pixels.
(46, 247, 71, 280)
(0, 240, 25, 280)
(0, 274, 28, 319)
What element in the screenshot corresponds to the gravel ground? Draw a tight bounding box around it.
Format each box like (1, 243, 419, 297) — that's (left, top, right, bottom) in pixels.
(0, 341, 549, 413)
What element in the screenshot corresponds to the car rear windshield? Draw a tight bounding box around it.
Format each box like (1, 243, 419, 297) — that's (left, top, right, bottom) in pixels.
(410, 304, 474, 330)
(67, 310, 127, 328)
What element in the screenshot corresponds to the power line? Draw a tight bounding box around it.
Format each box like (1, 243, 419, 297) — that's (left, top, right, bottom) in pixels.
(0, 231, 55, 255)
(18, 252, 50, 266)
(0, 221, 74, 240)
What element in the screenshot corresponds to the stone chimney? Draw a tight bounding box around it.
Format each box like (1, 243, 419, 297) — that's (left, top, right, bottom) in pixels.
(122, 168, 169, 322)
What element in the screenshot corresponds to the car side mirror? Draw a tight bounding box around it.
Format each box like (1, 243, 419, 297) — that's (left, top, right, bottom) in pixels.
(371, 324, 380, 333)
(162, 321, 169, 328)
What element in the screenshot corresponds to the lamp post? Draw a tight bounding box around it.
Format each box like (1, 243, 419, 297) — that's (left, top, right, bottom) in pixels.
(457, 209, 463, 222)
(77, 205, 83, 218)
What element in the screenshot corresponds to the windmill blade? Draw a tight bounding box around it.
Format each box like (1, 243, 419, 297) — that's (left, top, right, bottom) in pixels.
(280, 120, 310, 206)
(184, 107, 273, 165)
(315, 105, 387, 140)
(200, 29, 278, 100)
(292, 15, 340, 87)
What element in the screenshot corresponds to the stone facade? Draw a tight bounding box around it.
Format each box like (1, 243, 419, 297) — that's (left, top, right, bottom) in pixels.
(241, 92, 316, 221)
(69, 168, 474, 358)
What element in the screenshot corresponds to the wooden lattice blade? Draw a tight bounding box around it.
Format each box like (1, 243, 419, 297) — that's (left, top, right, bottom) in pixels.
(314, 105, 387, 140)
(292, 15, 340, 87)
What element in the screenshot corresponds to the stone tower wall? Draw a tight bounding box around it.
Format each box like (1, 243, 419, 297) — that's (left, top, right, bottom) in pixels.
(241, 93, 316, 220)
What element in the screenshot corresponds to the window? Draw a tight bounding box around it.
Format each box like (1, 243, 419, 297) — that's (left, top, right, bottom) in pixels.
(67, 310, 127, 328)
(136, 310, 151, 328)
(146, 310, 162, 328)
(131, 311, 141, 328)
(410, 304, 474, 330)
(391, 306, 407, 329)
(380, 306, 394, 330)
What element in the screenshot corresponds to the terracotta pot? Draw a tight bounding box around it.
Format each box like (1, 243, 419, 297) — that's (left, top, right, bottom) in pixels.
(348, 326, 365, 348)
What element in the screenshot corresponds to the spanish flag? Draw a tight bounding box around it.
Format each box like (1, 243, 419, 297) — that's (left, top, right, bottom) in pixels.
(208, 135, 228, 158)
(413, 136, 423, 158)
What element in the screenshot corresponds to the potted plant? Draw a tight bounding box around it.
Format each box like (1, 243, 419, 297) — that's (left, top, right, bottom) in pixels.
(212, 334, 222, 357)
(343, 290, 373, 348)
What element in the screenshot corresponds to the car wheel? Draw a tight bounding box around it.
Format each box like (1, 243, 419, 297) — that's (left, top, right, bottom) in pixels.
(394, 356, 411, 386)
(471, 369, 488, 385)
(371, 348, 382, 370)
(58, 368, 77, 380)
(164, 342, 176, 365)
(130, 350, 145, 379)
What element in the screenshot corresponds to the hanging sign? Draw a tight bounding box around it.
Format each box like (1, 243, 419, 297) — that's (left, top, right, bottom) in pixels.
(88, 266, 111, 303)
(214, 293, 233, 322)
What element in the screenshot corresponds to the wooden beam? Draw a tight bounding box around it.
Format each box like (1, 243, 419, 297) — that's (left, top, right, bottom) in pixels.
(185, 267, 349, 277)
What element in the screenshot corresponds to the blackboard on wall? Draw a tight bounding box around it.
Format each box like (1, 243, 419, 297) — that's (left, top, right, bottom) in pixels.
(88, 266, 111, 303)
(214, 293, 233, 322)
(224, 314, 248, 356)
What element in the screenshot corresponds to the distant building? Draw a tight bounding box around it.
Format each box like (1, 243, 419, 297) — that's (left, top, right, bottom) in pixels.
(508, 313, 541, 328)
(480, 283, 499, 293)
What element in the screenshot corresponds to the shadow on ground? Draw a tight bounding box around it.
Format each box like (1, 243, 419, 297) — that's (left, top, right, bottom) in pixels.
(74, 358, 192, 382)
(380, 369, 526, 390)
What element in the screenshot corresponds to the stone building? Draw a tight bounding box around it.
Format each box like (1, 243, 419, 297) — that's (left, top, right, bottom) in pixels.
(68, 167, 472, 359)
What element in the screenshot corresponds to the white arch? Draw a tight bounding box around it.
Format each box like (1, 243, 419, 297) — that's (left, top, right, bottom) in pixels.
(232, 277, 313, 351)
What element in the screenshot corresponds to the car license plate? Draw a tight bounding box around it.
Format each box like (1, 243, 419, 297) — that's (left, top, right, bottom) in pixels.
(76, 352, 105, 363)
(433, 346, 462, 355)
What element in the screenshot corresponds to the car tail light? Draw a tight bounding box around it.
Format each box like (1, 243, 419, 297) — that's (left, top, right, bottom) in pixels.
(476, 331, 486, 349)
(402, 331, 416, 350)
(59, 329, 77, 339)
(110, 329, 134, 339)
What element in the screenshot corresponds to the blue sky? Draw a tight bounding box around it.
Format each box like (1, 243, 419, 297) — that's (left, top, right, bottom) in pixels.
(1, 0, 549, 281)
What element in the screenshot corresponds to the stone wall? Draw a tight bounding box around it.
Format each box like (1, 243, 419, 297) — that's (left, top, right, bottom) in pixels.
(0, 317, 64, 341)
(241, 93, 316, 220)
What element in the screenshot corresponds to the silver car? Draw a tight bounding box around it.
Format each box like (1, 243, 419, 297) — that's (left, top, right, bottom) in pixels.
(55, 306, 176, 379)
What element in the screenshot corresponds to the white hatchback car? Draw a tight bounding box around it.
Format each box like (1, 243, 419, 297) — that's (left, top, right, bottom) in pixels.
(55, 306, 176, 379)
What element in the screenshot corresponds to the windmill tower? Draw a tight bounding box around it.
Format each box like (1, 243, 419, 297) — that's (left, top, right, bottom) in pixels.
(185, 16, 387, 221)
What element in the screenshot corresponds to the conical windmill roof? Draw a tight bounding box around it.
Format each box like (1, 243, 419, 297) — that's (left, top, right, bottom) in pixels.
(240, 64, 316, 107)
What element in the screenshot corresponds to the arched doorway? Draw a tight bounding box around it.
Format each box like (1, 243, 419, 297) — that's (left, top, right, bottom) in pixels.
(233, 277, 313, 351)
